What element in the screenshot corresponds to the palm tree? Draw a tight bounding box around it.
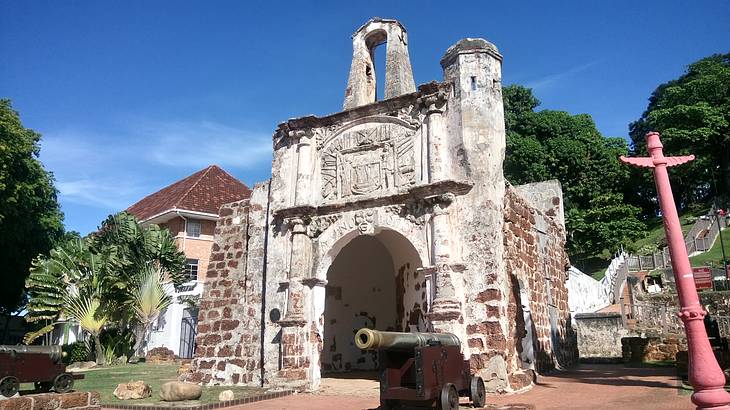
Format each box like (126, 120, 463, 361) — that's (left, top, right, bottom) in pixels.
(64, 289, 108, 365)
(131, 264, 172, 356)
(25, 238, 110, 364)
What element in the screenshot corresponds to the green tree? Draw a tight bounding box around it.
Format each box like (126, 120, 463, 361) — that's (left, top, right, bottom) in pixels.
(503, 85, 645, 259)
(0, 100, 64, 317)
(629, 53, 730, 212)
(567, 194, 647, 258)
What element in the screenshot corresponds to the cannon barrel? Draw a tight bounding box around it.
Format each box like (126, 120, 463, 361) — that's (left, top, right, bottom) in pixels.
(355, 328, 460, 351)
(0, 345, 64, 362)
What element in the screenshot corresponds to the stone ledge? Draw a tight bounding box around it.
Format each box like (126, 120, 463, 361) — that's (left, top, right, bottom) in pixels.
(575, 312, 622, 320)
(274, 179, 473, 219)
(101, 389, 295, 410)
(0, 391, 100, 410)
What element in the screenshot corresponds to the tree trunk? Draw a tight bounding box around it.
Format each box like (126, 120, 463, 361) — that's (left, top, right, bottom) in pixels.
(133, 322, 149, 358)
(94, 333, 105, 366)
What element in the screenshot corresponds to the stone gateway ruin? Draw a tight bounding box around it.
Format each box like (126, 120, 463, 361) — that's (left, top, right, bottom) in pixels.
(187, 18, 577, 393)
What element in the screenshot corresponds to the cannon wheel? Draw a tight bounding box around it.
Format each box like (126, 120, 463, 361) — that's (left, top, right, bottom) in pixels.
(0, 376, 19, 398)
(439, 383, 459, 410)
(470, 376, 486, 407)
(53, 373, 74, 393)
(35, 381, 53, 392)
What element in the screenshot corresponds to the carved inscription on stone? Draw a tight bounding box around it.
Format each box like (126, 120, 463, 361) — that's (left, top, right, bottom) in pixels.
(321, 123, 416, 200)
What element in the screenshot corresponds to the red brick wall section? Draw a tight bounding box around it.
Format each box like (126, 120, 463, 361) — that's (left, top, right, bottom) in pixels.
(187, 199, 262, 385)
(501, 185, 577, 385)
(0, 392, 101, 410)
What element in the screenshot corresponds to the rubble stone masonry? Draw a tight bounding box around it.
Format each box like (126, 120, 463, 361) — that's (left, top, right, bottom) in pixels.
(186, 182, 270, 385)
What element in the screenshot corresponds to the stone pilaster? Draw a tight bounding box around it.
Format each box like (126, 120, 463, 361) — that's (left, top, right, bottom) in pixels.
(292, 130, 313, 206)
(427, 193, 465, 333)
(420, 91, 449, 183)
(282, 217, 310, 324)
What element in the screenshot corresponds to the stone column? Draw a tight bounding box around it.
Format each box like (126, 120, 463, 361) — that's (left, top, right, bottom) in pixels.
(278, 216, 311, 388)
(281, 128, 315, 323)
(292, 130, 313, 206)
(421, 91, 449, 183)
(428, 193, 463, 329)
(282, 217, 309, 324)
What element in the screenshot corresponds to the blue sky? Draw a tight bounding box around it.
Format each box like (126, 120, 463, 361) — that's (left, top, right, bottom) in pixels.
(2, 1, 728, 235)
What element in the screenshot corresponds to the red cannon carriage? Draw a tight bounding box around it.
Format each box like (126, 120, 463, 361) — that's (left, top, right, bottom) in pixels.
(0, 345, 84, 397)
(355, 328, 486, 410)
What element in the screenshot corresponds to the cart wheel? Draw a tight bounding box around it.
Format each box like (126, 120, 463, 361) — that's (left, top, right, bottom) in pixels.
(470, 376, 486, 407)
(439, 383, 459, 410)
(34, 381, 53, 392)
(0, 376, 19, 398)
(53, 373, 74, 393)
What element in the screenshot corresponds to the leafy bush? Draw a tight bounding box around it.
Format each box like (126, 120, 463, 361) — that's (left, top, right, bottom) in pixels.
(91, 328, 136, 366)
(63, 341, 90, 364)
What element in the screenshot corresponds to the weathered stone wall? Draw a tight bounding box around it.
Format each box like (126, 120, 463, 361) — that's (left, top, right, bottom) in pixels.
(188, 181, 270, 385)
(500, 185, 577, 388)
(574, 312, 628, 361)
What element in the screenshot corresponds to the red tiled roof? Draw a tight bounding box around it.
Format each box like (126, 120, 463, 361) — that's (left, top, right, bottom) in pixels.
(127, 165, 251, 221)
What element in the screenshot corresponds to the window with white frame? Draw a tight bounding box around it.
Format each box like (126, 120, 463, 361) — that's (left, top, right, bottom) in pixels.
(184, 259, 199, 282)
(186, 219, 201, 237)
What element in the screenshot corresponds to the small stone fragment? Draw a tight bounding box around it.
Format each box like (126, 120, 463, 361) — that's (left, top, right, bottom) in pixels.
(218, 389, 234, 401)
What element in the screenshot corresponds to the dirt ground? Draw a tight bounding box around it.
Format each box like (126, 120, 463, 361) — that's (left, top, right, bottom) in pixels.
(225, 364, 694, 410)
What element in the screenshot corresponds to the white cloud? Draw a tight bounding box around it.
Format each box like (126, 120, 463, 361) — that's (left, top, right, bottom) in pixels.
(39, 120, 272, 210)
(140, 120, 272, 168)
(525, 60, 601, 91)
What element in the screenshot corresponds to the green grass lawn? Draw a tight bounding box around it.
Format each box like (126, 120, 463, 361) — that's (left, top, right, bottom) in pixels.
(22, 363, 265, 406)
(690, 229, 730, 268)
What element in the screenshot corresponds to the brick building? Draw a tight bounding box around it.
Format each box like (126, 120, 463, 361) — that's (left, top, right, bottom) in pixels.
(127, 165, 250, 357)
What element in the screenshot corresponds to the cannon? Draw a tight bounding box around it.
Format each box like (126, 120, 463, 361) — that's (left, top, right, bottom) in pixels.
(0, 345, 84, 397)
(355, 328, 486, 410)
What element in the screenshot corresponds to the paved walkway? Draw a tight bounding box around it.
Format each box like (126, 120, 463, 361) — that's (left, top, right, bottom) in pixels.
(227, 364, 693, 410)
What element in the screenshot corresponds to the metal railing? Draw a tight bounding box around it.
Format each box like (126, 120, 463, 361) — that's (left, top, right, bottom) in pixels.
(625, 207, 723, 272)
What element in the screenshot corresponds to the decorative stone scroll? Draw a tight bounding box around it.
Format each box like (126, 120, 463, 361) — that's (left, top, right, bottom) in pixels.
(320, 123, 417, 200)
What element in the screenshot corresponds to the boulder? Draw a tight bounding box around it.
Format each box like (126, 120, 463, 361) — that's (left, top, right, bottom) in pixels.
(113, 381, 152, 400)
(67, 361, 97, 372)
(218, 390, 234, 401)
(146, 347, 177, 364)
(159, 381, 202, 402)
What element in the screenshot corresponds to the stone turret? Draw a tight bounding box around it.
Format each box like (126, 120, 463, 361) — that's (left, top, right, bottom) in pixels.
(342, 18, 416, 110)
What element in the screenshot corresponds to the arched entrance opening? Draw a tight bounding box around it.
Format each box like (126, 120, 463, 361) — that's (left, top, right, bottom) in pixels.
(321, 228, 428, 373)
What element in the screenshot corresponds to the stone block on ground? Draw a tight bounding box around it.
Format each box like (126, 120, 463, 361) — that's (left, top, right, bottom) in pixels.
(113, 381, 152, 400)
(159, 381, 202, 401)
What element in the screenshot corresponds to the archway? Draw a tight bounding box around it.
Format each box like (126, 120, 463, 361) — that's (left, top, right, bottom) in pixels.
(321, 228, 427, 373)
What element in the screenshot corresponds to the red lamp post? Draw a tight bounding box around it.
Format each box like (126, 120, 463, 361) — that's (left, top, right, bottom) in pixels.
(621, 132, 730, 409)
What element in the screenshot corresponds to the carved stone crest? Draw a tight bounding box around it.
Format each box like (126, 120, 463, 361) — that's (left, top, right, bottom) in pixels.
(320, 123, 416, 200)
